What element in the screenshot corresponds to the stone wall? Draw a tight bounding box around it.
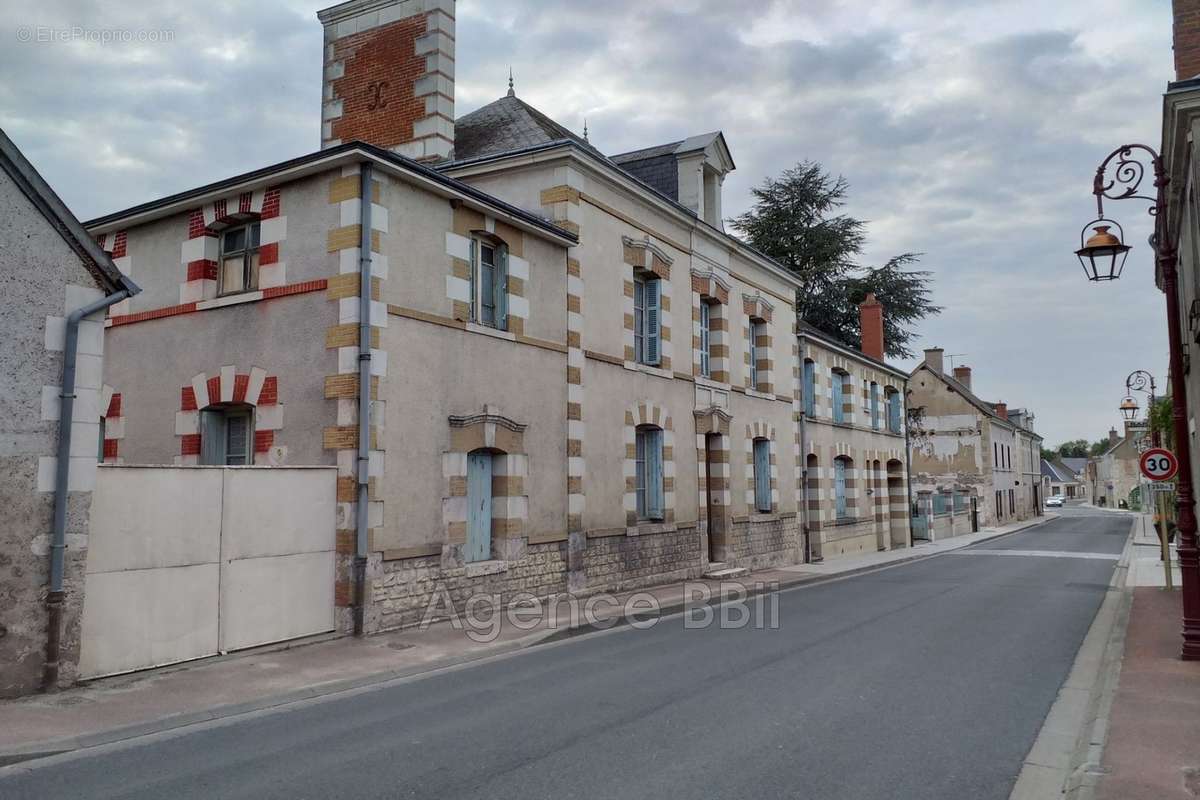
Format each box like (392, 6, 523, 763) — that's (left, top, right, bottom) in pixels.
(820, 518, 879, 558)
(584, 525, 704, 594)
(726, 514, 800, 570)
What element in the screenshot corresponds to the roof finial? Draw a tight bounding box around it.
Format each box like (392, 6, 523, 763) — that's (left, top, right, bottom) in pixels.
(583, 117, 589, 141)
(507, 67, 514, 97)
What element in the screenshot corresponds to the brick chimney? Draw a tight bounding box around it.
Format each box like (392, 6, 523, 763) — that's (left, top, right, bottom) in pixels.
(858, 293, 885, 361)
(924, 347, 944, 374)
(953, 365, 972, 391)
(318, 0, 455, 161)
(1109, 427, 1120, 445)
(994, 402, 1007, 420)
(1175, 0, 1200, 80)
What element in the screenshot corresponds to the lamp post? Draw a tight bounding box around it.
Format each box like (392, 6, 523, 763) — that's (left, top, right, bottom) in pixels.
(1077, 144, 1200, 659)
(1123, 370, 1170, 586)
(1123, 369, 1159, 447)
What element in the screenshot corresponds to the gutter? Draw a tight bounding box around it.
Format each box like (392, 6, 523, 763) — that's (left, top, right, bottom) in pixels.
(353, 162, 373, 636)
(43, 287, 137, 692)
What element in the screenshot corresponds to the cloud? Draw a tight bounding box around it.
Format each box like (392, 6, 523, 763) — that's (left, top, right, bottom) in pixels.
(0, 0, 1174, 446)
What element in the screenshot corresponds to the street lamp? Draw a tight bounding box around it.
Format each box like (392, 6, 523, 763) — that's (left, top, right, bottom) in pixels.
(1077, 144, 1200, 659)
(1119, 395, 1139, 421)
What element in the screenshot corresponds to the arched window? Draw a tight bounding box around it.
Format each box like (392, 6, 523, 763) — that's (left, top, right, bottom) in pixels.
(635, 424, 665, 520)
(200, 403, 254, 465)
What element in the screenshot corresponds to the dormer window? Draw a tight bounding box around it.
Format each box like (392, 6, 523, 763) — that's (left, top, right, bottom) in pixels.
(219, 221, 261, 295)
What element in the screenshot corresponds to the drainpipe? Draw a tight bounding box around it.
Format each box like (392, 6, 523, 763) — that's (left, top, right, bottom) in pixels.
(353, 162, 373, 636)
(42, 288, 134, 692)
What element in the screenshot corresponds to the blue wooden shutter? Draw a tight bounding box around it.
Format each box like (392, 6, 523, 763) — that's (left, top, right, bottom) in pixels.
(635, 429, 647, 518)
(468, 239, 477, 322)
(754, 439, 771, 512)
(496, 244, 509, 331)
(804, 361, 815, 416)
(889, 391, 901, 432)
(699, 302, 710, 377)
(644, 279, 660, 365)
(633, 278, 645, 363)
(832, 372, 844, 423)
(466, 451, 493, 562)
(646, 428, 664, 519)
(226, 411, 250, 466)
(200, 409, 225, 466)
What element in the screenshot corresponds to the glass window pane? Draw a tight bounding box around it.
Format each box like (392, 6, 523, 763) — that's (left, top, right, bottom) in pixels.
(222, 257, 244, 293)
(248, 251, 260, 290)
(480, 263, 495, 325)
(226, 412, 249, 466)
(224, 228, 245, 253)
(481, 244, 494, 267)
(249, 223, 260, 249)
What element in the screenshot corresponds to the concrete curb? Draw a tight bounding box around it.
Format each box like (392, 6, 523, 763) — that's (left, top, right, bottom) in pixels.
(0, 512, 1058, 768)
(1008, 516, 1135, 800)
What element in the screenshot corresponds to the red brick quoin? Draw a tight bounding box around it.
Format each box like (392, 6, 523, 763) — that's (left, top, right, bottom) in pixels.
(178, 372, 280, 458)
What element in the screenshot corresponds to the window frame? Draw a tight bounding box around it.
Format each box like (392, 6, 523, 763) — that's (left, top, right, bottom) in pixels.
(470, 236, 509, 331)
(886, 388, 902, 434)
(698, 300, 712, 378)
(635, 425, 665, 521)
(870, 382, 880, 430)
(199, 403, 255, 466)
(832, 370, 849, 424)
(633, 273, 661, 366)
(217, 220, 262, 297)
(749, 318, 765, 388)
(803, 359, 816, 417)
(834, 457, 849, 519)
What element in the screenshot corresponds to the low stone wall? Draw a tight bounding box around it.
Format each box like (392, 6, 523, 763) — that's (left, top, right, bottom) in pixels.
(369, 541, 569, 632)
(584, 524, 704, 594)
(820, 517, 880, 558)
(931, 512, 972, 540)
(726, 514, 800, 571)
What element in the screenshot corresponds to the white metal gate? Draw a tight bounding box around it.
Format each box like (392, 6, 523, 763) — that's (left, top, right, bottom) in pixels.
(78, 465, 336, 679)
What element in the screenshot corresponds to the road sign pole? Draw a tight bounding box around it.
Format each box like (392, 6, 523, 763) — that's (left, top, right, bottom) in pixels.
(1160, 490, 1174, 589)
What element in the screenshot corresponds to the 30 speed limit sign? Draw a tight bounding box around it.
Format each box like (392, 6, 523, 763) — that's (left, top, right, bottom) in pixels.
(1139, 448, 1179, 482)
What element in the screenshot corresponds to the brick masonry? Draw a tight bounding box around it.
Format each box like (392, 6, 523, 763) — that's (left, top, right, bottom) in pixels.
(585, 526, 704, 593)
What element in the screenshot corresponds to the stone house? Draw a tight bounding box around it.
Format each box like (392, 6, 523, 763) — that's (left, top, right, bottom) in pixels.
(77, 0, 810, 640)
(907, 349, 1043, 533)
(1041, 456, 1086, 500)
(798, 295, 911, 559)
(1090, 424, 1147, 509)
(0, 127, 140, 696)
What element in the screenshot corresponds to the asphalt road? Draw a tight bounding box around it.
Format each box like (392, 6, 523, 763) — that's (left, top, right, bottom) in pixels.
(0, 507, 1130, 800)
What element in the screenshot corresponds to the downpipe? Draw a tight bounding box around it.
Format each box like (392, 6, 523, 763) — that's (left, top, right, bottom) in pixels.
(42, 289, 133, 692)
(353, 162, 373, 637)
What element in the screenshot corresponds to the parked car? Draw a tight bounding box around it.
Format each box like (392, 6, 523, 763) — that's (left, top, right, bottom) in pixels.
(1046, 496, 1064, 507)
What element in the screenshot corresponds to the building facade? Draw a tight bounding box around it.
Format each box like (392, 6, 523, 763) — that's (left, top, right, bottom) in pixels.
(1089, 425, 1147, 509)
(907, 348, 1043, 534)
(0, 129, 140, 696)
(798, 296, 911, 560)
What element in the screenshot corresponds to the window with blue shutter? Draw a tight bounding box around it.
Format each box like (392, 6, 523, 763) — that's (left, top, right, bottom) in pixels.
(834, 457, 848, 518)
(472, 239, 508, 331)
(804, 360, 816, 417)
(634, 275, 661, 366)
(870, 382, 880, 429)
(887, 389, 902, 433)
(495, 244, 508, 331)
(749, 320, 762, 388)
(636, 426, 664, 520)
(753, 438, 771, 512)
(200, 405, 253, 466)
(699, 301, 711, 378)
(468, 239, 477, 322)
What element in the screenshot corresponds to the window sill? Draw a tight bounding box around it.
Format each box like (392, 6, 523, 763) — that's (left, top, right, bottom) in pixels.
(743, 387, 775, 401)
(627, 520, 674, 537)
(694, 375, 730, 391)
(624, 362, 673, 381)
(465, 322, 516, 342)
(830, 517, 860, 527)
(196, 290, 264, 311)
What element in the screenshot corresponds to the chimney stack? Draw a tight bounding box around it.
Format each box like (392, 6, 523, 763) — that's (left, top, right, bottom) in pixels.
(994, 402, 1007, 420)
(952, 365, 972, 391)
(1109, 427, 1120, 445)
(1174, 0, 1200, 80)
(858, 293, 885, 361)
(318, 0, 456, 161)
(924, 347, 944, 374)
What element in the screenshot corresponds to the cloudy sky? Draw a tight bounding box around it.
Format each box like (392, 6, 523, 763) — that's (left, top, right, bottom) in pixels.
(0, 0, 1175, 446)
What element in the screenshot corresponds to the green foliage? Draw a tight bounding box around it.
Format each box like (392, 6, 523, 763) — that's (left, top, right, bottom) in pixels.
(1150, 396, 1173, 449)
(1055, 439, 1090, 459)
(732, 161, 942, 359)
(1089, 439, 1110, 457)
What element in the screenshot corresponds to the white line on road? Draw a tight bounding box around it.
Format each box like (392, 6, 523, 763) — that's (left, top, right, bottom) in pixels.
(950, 549, 1120, 561)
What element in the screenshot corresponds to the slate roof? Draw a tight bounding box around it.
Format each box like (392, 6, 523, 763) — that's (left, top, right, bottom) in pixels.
(453, 93, 602, 162)
(610, 150, 679, 201)
(0, 126, 138, 296)
(1041, 458, 1077, 483)
(1060, 457, 1089, 476)
(796, 320, 908, 379)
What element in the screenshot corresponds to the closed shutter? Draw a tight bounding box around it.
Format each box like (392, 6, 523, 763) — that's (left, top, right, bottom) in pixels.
(633, 278, 645, 363)
(200, 409, 226, 466)
(754, 439, 771, 512)
(646, 428, 664, 519)
(835, 459, 847, 518)
(699, 302, 710, 377)
(832, 373, 844, 423)
(635, 429, 647, 518)
(466, 451, 493, 562)
(644, 279, 660, 366)
(468, 239, 478, 322)
(226, 411, 250, 466)
(496, 244, 509, 331)
(804, 361, 815, 416)
(871, 384, 880, 429)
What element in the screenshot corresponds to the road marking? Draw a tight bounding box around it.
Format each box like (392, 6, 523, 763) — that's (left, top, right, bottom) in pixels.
(951, 549, 1120, 561)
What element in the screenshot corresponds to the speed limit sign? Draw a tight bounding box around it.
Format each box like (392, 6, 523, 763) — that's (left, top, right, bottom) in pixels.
(1139, 448, 1179, 481)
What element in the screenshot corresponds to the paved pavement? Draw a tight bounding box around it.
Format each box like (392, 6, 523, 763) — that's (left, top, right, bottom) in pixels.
(0, 507, 1129, 799)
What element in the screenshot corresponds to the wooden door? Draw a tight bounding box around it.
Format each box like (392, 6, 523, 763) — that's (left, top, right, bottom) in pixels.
(467, 451, 493, 562)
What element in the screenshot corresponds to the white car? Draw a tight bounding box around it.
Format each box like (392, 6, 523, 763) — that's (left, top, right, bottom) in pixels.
(1045, 496, 1064, 508)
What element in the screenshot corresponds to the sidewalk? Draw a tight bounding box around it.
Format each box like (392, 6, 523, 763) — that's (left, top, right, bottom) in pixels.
(0, 512, 1054, 764)
(1127, 511, 1182, 588)
(1094, 586, 1200, 799)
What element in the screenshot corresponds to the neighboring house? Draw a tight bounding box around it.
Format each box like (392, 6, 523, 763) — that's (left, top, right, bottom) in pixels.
(1090, 425, 1146, 509)
(798, 295, 911, 559)
(907, 349, 1043, 533)
(0, 128, 140, 696)
(1041, 456, 1087, 499)
(78, 0, 812, 642)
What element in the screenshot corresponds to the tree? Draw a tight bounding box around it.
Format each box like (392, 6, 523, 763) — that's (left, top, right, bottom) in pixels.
(1089, 439, 1111, 457)
(1055, 440, 1090, 459)
(732, 161, 942, 359)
